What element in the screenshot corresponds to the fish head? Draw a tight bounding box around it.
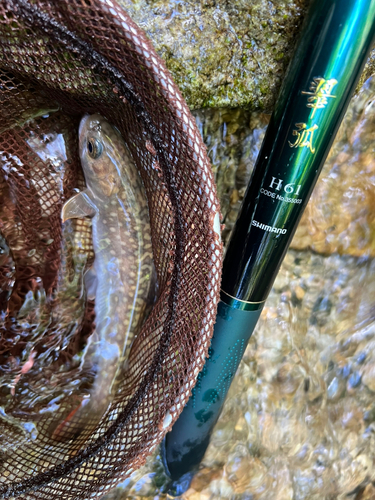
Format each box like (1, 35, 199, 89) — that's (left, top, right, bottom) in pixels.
(78, 114, 123, 198)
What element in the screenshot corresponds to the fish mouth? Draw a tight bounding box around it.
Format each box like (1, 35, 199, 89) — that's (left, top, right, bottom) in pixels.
(78, 113, 91, 139)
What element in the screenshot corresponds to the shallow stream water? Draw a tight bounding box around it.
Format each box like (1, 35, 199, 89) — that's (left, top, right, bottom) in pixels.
(102, 77, 375, 500)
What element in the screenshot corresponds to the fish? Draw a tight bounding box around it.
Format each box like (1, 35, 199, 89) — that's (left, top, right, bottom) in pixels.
(52, 114, 154, 441)
(0, 115, 95, 449)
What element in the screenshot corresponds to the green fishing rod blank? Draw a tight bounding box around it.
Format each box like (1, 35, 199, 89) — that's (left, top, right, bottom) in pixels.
(162, 0, 375, 495)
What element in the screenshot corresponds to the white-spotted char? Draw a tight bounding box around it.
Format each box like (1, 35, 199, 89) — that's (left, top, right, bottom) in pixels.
(53, 114, 153, 440)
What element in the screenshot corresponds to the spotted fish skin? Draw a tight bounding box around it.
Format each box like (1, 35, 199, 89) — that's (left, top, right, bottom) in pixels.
(55, 114, 153, 440)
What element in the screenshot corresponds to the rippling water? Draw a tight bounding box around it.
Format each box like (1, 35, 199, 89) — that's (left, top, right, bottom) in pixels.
(102, 78, 375, 500)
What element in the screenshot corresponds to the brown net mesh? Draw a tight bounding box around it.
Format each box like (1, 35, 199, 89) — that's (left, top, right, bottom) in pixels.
(0, 0, 222, 497)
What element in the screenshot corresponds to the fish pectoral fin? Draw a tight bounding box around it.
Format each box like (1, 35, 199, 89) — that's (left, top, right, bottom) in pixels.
(61, 190, 97, 222)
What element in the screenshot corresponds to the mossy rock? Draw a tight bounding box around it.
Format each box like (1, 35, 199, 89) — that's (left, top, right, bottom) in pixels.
(120, 0, 375, 109)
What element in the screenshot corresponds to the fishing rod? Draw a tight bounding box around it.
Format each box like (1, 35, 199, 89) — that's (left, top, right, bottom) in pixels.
(162, 0, 375, 494)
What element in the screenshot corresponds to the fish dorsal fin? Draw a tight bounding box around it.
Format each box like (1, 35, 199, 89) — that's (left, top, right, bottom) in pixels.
(61, 190, 97, 222)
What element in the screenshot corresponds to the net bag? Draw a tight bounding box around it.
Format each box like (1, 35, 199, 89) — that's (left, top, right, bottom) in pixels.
(0, 0, 222, 497)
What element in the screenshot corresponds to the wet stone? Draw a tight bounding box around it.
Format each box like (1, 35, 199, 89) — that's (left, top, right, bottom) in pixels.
(347, 372, 362, 392)
(119, 0, 374, 109)
(361, 365, 375, 392)
(326, 376, 346, 402)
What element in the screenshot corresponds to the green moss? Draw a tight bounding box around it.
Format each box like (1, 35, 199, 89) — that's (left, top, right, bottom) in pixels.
(118, 0, 311, 110)
(114, 0, 375, 110)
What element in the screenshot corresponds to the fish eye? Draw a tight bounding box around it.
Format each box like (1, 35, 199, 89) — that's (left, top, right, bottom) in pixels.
(87, 137, 103, 159)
